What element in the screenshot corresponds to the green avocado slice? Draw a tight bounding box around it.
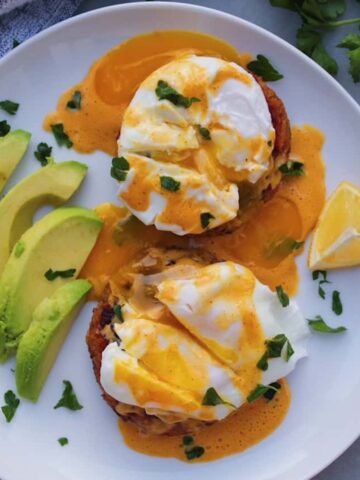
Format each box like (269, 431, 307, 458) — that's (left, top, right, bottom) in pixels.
(0, 160, 88, 274)
(0, 130, 31, 194)
(0, 206, 103, 362)
(16, 279, 92, 402)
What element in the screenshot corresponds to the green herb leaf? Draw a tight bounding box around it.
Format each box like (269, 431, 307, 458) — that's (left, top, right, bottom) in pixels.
(297, 25, 322, 56)
(200, 212, 215, 229)
(182, 435, 194, 446)
(317, 0, 346, 21)
(198, 125, 211, 140)
(264, 238, 304, 259)
(263, 381, 282, 401)
(34, 142, 53, 166)
(44, 268, 76, 281)
(247, 55, 284, 81)
(318, 285, 326, 299)
(51, 123, 73, 148)
(279, 160, 305, 176)
(338, 33, 360, 51)
(269, 0, 297, 11)
(54, 380, 83, 411)
(202, 387, 235, 408)
(155, 80, 200, 108)
(247, 383, 281, 403)
(111, 156, 130, 182)
(257, 334, 294, 371)
(312, 43, 339, 75)
(276, 285, 289, 307)
(113, 304, 124, 323)
(160, 176, 181, 192)
(67, 90, 82, 110)
(332, 290, 343, 315)
(292, 240, 304, 250)
(0, 100, 19, 115)
(12, 39, 21, 49)
(185, 446, 205, 460)
(58, 437, 69, 446)
(307, 315, 346, 333)
(338, 33, 360, 83)
(1, 390, 20, 422)
(0, 120, 11, 137)
(312, 270, 329, 282)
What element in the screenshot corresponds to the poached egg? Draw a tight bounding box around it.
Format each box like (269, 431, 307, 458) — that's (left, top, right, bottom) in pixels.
(115, 55, 275, 235)
(100, 261, 309, 422)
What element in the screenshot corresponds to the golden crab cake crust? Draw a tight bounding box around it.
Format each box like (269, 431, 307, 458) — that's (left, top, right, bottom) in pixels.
(86, 247, 220, 436)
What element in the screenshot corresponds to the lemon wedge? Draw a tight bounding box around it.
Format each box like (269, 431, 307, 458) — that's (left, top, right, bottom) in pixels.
(309, 181, 360, 270)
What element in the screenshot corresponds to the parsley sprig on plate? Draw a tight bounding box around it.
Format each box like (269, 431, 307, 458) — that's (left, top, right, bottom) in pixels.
(269, 0, 360, 81)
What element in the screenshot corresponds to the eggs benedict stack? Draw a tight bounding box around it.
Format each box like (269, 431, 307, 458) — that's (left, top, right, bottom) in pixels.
(114, 55, 290, 235)
(87, 248, 308, 435)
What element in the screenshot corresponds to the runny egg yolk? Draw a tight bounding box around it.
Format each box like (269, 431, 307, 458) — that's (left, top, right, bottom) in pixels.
(116, 55, 275, 235)
(100, 261, 309, 423)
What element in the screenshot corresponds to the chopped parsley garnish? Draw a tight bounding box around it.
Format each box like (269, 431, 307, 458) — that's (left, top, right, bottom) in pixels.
(0, 120, 11, 137)
(185, 446, 205, 461)
(247, 383, 281, 403)
(67, 91, 82, 110)
(318, 285, 326, 299)
(160, 176, 181, 192)
(12, 39, 21, 49)
(267, 140, 273, 147)
(198, 125, 211, 140)
(44, 268, 76, 281)
(51, 123, 73, 148)
(54, 380, 83, 411)
(181, 436, 205, 461)
(307, 315, 347, 334)
(155, 80, 200, 108)
(58, 437, 69, 446)
(312, 270, 330, 283)
(182, 435, 194, 446)
(111, 156, 130, 182)
(0, 100, 19, 115)
(247, 54, 284, 81)
(34, 142, 53, 166)
(113, 304, 124, 323)
(263, 382, 282, 401)
(1, 390, 20, 422)
(264, 238, 304, 259)
(279, 160, 305, 176)
(292, 240, 304, 250)
(257, 334, 294, 371)
(202, 387, 235, 408)
(200, 212, 215, 230)
(332, 290, 343, 315)
(276, 285, 289, 307)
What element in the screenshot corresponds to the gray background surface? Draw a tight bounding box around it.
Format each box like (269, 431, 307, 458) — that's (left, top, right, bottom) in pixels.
(75, 1, 359, 478)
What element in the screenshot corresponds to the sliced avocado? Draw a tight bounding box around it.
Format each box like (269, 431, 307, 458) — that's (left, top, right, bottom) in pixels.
(0, 161, 88, 274)
(0, 206, 102, 362)
(0, 130, 31, 194)
(16, 279, 92, 401)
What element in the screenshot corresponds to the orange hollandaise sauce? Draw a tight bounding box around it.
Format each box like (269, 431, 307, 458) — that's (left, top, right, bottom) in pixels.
(119, 379, 290, 463)
(48, 30, 326, 463)
(81, 124, 326, 299)
(44, 30, 251, 156)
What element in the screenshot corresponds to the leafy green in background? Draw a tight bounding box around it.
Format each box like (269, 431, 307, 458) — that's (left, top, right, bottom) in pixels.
(338, 32, 360, 82)
(269, 0, 360, 80)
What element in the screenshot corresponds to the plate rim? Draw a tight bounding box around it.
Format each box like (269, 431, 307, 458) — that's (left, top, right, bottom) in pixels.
(0, 2, 359, 480)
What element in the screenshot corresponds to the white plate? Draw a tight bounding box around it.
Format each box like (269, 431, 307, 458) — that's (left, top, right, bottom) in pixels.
(0, 2, 359, 480)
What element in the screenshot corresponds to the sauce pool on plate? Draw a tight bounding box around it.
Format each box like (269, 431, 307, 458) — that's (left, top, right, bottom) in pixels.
(46, 29, 325, 463)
